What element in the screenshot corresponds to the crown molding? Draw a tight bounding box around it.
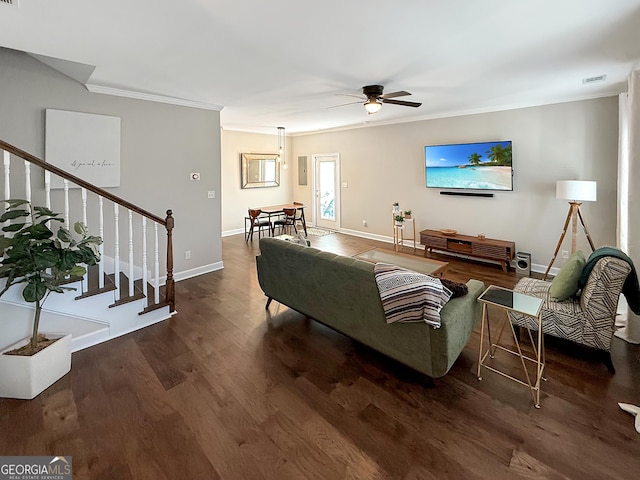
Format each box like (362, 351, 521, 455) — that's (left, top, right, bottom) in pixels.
(85, 84, 223, 111)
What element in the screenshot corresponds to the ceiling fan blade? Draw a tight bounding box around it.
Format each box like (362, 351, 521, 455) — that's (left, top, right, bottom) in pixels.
(382, 98, 422, 108)
(326, 101, 363, 109)
(335, 93, 365, 100)
(380, 90, 411, 99)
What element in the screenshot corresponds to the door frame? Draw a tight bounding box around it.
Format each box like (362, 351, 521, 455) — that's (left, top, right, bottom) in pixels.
(311, 153, 341, 231)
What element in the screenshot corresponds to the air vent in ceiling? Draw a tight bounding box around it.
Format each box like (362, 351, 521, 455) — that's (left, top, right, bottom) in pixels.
(582, 75, 607, 84)
(0, 0, 20, 7)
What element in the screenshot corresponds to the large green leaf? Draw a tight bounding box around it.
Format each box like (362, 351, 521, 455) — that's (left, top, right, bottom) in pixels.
(33, 206, 59, 218)
(1, 199, 30, 208)
(27, 223, 54, 240)
(23, 278, 47, 303)
(57, 227, 73, 244)
(0, 209, 29, 222)
(2, 223, 26, 233)
(74, 222, 87, 236)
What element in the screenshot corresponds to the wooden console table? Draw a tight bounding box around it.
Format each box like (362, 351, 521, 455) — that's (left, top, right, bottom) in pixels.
(420, 229, 515, 272)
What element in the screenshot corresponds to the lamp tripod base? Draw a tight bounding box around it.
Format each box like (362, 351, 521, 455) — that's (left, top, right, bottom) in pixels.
(544, 202, 595, 280)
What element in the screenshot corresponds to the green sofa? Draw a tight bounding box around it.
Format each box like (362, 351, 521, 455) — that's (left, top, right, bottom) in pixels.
(256, 238, 485, 378)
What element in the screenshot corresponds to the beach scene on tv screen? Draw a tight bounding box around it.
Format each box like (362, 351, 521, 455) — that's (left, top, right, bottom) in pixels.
(425, 141, 513, 190)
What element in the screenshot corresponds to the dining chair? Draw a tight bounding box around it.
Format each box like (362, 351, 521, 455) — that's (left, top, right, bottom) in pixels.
(272, 208, 297, 235)
(246, 209, 272, 241)
(292, 202, 306, 234)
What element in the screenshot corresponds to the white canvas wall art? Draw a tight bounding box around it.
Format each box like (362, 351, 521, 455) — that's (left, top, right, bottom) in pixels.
(45, 109, 121, 188)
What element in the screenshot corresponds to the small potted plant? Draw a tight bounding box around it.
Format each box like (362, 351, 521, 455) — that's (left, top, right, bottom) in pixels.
(394, 214, 405, 226)
(392, 202, 400, 214)
(0, 199, 102, 399)
(404, 210, 412, 219)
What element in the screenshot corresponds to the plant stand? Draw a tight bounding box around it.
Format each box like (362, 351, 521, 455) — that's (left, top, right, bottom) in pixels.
(393, 218, 416, 252)
(0, 333, 72, 399)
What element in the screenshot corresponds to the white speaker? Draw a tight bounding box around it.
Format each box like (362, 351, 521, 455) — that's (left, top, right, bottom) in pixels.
(516, 252, 531, 276)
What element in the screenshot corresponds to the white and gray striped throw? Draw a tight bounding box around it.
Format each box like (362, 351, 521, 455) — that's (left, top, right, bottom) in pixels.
(374, 263, 452, 328)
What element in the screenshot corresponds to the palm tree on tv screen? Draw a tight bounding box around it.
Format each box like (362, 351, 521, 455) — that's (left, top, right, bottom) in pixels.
(468, 152, 482, 165)
(486, 144, 512, 166)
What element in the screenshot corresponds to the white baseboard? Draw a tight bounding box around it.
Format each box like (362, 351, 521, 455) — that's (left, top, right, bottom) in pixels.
(222, 228, 245, 237)
(172, 262, 224, 283)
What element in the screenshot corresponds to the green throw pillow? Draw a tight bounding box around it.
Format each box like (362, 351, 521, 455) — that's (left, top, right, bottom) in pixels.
(550, 250, 586, 301)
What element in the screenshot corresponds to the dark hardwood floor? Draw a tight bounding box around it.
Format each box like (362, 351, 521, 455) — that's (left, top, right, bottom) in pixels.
(1, 232, 639, 479)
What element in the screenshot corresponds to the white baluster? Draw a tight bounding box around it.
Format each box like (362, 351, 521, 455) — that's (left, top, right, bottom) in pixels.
(128, 209, 134, 297)
(81, 188, 88, 292)
(154, 223, 160, 304)
(114, 204, 120, 298)
(23, 161, 32, 225)
(98, 197, 105, 289)
(44, 171, 51, 209)
(3, 151, 10, 231)
(142, 217, 148, 307)
(24, 161, 31, 205)
(63, 180, 70, 229)
(3, 151, 9, 202)
(81, 188, 87, 226)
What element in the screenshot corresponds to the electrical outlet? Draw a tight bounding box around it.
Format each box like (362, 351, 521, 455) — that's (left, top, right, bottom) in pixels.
(207, 191, 215, 199)
(561, 250, 569, 259)
(185, 250, 191, 260)
(362, 220, 367, 227)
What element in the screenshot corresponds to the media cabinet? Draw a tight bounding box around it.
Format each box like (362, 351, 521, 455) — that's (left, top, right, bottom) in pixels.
(420, 229, 515, 272)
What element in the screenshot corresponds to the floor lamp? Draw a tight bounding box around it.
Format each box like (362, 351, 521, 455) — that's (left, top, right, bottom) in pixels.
(544, 180, 597, 279)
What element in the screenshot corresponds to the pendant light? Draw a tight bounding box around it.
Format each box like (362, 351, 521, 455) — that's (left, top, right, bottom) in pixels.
(277, 126, 287, 169)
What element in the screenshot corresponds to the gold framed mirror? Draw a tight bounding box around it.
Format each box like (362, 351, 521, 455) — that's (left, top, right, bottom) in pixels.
(241, 152, 280, 189)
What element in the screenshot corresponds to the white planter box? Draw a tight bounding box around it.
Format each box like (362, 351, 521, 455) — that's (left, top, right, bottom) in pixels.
(0, 333, 72, 400)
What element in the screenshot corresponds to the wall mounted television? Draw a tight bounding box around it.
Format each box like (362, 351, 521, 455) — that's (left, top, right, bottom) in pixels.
(425, 140, 513, 191)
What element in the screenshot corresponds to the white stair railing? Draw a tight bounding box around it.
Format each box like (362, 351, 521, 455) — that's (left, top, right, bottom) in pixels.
(1, 139, 175, 314)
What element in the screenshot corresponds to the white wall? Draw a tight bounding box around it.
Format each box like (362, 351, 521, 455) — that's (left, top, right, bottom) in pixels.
(0, 48, 222, 277)
(290, 98, 619, 269)
(221, 129, 292, 235)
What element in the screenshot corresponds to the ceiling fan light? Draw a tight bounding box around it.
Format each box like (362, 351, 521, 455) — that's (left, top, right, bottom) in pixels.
(364, 98, 382, 114)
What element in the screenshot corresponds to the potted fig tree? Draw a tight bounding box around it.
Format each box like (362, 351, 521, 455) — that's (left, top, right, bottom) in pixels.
(0, 199, 102, 399)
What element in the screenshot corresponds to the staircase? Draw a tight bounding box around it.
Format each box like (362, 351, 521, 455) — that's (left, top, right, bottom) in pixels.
(0, 139, 175, 352)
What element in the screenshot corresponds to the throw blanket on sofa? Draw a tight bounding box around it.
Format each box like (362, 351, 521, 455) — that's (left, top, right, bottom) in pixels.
(578, 247, 640, 314)
(374, 263, 452, 328)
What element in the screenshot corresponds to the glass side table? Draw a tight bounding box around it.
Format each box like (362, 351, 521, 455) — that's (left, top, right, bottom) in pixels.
(476, 285, 545, 408)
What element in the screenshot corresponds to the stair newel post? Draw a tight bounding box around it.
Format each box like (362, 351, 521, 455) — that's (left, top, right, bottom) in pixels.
(165, 210, 175, 312)
(154, 223, 160, 304)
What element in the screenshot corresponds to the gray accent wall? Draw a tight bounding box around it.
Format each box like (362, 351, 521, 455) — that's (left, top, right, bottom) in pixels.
(290, 98, 619, 269)
(0, 48, 222, 277)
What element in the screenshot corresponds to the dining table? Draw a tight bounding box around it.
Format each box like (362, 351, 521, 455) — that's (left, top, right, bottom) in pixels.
(250, 203, 308, 236)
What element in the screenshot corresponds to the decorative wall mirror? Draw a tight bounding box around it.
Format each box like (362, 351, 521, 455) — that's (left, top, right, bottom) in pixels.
(241, 152, 280, 188)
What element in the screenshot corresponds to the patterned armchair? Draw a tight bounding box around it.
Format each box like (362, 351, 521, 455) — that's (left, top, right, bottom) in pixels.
(508, 256, 631, 372)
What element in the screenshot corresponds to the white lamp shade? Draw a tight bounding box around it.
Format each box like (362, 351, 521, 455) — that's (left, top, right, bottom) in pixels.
(556, 180, 597, 202)
(364, 99, 382, 114)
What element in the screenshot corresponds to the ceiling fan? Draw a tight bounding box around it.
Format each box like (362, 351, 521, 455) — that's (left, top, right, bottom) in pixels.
(333, 85, 422, 114)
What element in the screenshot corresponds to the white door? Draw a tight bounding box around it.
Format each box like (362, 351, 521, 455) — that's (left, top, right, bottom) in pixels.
(313, 153, 340, 231)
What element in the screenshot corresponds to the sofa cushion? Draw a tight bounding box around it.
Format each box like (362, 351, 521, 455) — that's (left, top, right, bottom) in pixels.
(374, 263, 452, 328)
(550, 250, 586, 301)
